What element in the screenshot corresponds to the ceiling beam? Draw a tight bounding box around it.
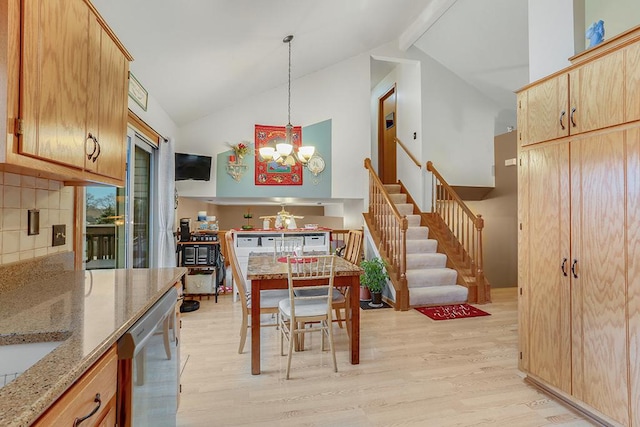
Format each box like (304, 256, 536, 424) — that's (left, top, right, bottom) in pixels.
(398, 0, 458, 51)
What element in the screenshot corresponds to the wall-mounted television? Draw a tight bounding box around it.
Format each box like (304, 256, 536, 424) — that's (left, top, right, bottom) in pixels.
(175, 153, 212, 181)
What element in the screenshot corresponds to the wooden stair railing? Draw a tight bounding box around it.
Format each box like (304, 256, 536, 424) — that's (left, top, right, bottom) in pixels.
(426, 161, 488, 304)
(363, 158, 409, 311)
(394, 137, 421, 168)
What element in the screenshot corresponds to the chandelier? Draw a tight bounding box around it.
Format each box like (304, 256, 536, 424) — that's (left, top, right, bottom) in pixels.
(259, 35, 315, 166)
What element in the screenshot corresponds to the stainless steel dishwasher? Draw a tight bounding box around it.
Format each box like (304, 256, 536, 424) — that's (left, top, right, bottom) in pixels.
(118, 287, 179, 426)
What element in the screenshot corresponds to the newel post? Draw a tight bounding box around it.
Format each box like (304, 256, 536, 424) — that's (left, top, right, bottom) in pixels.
(475, 215, 486, 304)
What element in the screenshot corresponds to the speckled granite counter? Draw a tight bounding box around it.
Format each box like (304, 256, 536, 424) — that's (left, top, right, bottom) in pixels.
(0, 253, 186, 427)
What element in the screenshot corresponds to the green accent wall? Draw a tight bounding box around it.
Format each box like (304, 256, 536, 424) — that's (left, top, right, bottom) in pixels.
(216, 119, 331, 198)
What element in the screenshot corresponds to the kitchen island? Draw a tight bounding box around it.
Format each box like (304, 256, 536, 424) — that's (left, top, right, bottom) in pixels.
(0, 253, 186, 427)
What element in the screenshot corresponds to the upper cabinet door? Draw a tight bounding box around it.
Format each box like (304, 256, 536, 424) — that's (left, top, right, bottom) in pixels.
(523, 74, 569, 146)
(20, 0, 89, 169)
(85, 16, 128, 181)
(569, 50, 625, 134)
(625, 43, 640, 123)
(516, 91, 527, 146)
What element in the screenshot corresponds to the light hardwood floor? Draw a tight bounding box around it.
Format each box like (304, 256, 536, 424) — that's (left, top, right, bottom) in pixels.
(177, 287, 596, 426)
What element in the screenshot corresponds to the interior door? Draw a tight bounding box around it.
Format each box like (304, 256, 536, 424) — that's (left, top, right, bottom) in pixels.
(570, 131, 628, 425)
(524, 141, 571, 393)
(378, 86, 396, 184)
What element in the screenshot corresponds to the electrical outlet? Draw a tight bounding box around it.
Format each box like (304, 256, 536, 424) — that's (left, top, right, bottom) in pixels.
(52, 224, 66, 247)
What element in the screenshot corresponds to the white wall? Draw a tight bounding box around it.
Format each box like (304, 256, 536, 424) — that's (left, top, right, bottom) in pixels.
(128, 92, 178, 142)
(176, 54, 372, 202)
(418, 48, 496, 188)
(370, 59, 425, 209)
(528, 0, 576, 82)
(370, 42, 498, 213)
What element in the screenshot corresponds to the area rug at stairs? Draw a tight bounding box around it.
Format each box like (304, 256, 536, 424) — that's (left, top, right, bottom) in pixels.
(415, 303, 490, 320)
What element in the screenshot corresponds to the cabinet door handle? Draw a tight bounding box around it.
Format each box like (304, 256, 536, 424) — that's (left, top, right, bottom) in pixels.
(561, 258, 568, 276)
(92, 138, 101, 162)
(86, 133, 97, 160)
(570, 107, 577, 127)
(571, 259, 578, 279)
(73, 393, 101, 426)
(559, 110, 566, 130)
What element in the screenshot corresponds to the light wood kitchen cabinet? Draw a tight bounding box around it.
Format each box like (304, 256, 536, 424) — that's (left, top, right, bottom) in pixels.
(568, 50, 625, 134)
(518, 141, 571, 394)
(625, 43, 640, 123)
(516, 91, 527, 146)
(0, 0, 132, 185)
(519, 33, 637, 148)
(517, 25, 640, 426)
(521, 74, 569, 146)
(569, 130, 629, 424)
(627, 127, 640, 427)
(33, 344, 117, 427)
(20, 0, 89, 170)
(85, 13, 128, 181)
(519, 130, 631, 426)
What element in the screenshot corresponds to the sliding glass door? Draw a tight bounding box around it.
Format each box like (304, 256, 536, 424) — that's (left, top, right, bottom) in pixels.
(84, 130, 156, 269)
(130, 140, 153, 268)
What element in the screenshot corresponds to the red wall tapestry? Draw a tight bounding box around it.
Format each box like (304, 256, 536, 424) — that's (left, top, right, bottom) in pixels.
(254, 124, 303, 185)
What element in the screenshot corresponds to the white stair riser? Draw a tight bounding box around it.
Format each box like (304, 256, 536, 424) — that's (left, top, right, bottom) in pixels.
(409, 285, 468, 307)
(406, 227, 429, 239)
(389, 194, 407, 204)
(406, 215, 421, 227)
(384, 184, 401, 194)
(406, 253, 447, 269)
(406, 268, 457, 287)
(395, 204, 414, 215)
(406, 239, 438, 253)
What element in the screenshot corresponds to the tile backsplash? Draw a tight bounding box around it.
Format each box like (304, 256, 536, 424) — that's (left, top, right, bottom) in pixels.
(0, 172, 73, 265)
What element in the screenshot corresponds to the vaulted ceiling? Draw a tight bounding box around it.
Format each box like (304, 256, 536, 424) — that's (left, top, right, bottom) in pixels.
(91, 0, 529, 128)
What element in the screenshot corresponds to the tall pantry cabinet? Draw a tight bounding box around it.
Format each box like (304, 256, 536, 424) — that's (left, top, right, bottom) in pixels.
(517, 26, 640, 427)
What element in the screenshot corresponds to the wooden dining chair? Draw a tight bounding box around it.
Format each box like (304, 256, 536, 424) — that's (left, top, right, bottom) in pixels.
(332, 229, 363, 330)
(273, 236, 304, 260)
(279, 254, 338, 379)
(225, 231, 289, 354)
(343, 229, 364, 265)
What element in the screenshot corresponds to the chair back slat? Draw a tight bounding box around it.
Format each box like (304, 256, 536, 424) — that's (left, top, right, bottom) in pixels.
(343, 230, 363, 265)
(286, 255, 336, 312)
(274, 236, 305, 260)
(225, 231, 248, 304)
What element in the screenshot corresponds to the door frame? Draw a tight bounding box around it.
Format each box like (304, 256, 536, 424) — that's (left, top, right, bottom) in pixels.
(378, 85, 397, 184)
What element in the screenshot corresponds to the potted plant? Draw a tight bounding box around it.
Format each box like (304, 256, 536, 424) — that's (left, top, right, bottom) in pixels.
(360, 257, 389, 307)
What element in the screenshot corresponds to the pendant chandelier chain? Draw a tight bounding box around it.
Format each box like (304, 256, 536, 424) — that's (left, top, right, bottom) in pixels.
(287, 37, 292, 126)
(257, 34, 315, 167)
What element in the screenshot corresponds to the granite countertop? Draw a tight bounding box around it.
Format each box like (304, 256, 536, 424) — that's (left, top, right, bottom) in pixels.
(0, 254, 186, 427)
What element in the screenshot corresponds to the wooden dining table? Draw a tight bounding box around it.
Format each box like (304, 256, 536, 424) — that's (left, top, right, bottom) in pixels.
(246, 253, 363, 375)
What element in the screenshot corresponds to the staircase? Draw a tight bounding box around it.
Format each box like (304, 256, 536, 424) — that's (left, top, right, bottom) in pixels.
(363, 158, 490, 310)
(385, 184, 468, 306)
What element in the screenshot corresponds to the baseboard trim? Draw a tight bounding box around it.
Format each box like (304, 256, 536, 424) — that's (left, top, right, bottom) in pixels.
(524, 375, 623, 427)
